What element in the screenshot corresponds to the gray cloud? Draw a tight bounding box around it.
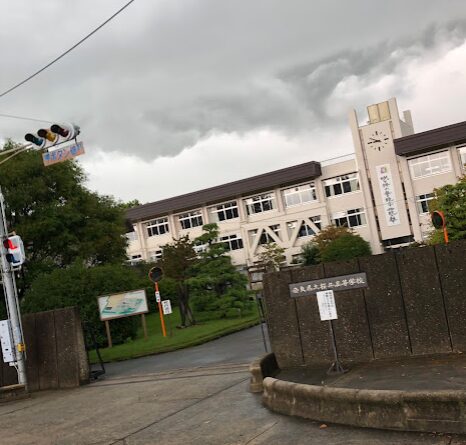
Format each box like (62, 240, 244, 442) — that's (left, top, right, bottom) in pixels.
(1, 1, 466, 160)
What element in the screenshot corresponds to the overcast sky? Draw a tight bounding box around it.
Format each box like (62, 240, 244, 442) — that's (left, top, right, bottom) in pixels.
(1, 1, 466, 203)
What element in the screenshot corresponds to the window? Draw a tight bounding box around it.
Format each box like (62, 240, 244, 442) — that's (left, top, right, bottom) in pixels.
(149, 250, 163, 261)
(146, 218, 169, 237)
(209, 201, 239, 222)
(220, 234, 244, 251)
(249, 225, 281, 245)
(126, 231, 138, 242)
(128, 254, 142, 265)
(332, 208, 366, 228)
(324, 173, 360, 197)
(416, 193, 435, 215)
(194, 243, 208, 254)
(458, 145, 466, 170)
(244, 193, 275, 215)
(287, 216, 321, 239)
(283, 183, 317, 207)
(178, 211, 203, 230)
(408, 151, 452, 179)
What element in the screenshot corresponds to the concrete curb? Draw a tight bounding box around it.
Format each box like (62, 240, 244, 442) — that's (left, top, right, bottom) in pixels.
(248, 353, 278, 393)
(262, 376, 466, 433)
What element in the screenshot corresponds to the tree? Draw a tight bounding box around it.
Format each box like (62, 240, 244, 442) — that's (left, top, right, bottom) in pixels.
(296, 225, 371, 264)
(0, 141, 129, 285)
(319, 231, 371, 262)
(257, 242, 286, 272)
(22, 262, 146, 346)
(312, 225, 353, 252)
(160, 235, 198, 327)
(299, 242, 320, 266)
(428, 177, 466, 244)
(189, 224, 253, 318)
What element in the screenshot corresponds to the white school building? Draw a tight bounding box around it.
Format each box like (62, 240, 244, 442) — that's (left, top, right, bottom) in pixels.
(126, 98, 466, 267)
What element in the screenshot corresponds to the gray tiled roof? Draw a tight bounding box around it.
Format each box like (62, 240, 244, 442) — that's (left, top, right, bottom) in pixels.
(126, 161, 321, 222)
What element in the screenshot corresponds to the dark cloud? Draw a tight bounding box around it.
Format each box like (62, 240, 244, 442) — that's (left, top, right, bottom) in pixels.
(1, 1, 466, 161)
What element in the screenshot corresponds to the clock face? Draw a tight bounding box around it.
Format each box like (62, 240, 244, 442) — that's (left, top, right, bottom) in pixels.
(367, 130, 390, 151)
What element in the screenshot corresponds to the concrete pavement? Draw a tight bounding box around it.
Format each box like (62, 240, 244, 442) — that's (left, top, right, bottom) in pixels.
(1, 326, 466, 444)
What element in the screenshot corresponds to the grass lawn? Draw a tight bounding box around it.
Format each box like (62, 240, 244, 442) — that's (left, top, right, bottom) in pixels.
(89, 307, 260, 363)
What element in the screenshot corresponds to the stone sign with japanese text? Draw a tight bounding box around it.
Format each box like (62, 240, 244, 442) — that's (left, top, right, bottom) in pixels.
(289, 272, 368, 297)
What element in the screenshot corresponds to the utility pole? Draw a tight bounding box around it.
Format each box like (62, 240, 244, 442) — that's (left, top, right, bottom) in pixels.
(0, 190, 27, 387)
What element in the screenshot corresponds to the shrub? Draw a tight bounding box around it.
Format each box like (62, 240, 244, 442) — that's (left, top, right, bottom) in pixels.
(22, 262, 148, 347)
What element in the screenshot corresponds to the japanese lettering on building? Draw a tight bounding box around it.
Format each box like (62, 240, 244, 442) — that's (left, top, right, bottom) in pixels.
(289, 272, 368, 297)
(376, 164, 400, 226)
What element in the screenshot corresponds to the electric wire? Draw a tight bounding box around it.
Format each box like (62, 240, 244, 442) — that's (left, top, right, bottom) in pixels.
(0, 0, 136, 99)
(0, 112, 53, 124)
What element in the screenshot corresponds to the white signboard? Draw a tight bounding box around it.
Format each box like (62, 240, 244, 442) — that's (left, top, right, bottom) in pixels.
(316, 290, 338, 321)
(161, 300, 172, 315)
(98, 289, 148, 321)
(155, 291, 161, 303)
(376, 164, 401, 226)
(0, 319, 15, 363)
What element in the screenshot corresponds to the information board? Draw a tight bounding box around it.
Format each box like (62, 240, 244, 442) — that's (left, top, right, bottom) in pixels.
(316, 290, 338, 321)
(98, 289, 148, 321)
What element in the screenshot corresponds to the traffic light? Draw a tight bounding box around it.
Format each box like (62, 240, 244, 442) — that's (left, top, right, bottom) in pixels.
(3, 235, 26, 267)
(25, 123, 80, 149)
(24, 133, 45, 148)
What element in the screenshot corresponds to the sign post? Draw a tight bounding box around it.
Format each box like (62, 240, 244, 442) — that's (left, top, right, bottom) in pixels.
(97, 289, 149, 348)
(316, 290, 346, 375)
(149, 267, 167, 337)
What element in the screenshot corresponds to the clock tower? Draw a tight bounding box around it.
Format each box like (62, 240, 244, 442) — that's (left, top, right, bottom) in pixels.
(348, 98, 415, 250)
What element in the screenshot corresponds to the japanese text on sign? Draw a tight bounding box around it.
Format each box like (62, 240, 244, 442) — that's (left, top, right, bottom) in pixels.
(376, 164, 400, 226)
(42, 141, 85, 166)
(161, 300, 172, 315)
(316, 290, 338, 321)
(289, 272, 368, 297)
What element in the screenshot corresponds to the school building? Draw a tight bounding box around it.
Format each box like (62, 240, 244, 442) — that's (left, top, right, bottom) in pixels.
(125, 98, 466, 266)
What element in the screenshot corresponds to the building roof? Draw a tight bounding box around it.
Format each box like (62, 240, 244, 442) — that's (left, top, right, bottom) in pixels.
(394, 120, 466, 156)
(126, 160, 322, 222)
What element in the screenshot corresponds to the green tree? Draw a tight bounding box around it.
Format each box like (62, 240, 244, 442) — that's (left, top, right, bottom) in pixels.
(160, 235, 198, 327)
(0, 141, 128, 289)
(190, 224, 253, 318)
(22, 262, 146, 346)
(299, 242, 320, 266)
(257, 242, 286, 272)
(319, 232, 371, 262)
(428, 177, 466, 244)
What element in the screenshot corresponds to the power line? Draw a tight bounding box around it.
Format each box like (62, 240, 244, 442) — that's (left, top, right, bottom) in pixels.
(0, 112, 53, 124)
(0, 0, 136, 100)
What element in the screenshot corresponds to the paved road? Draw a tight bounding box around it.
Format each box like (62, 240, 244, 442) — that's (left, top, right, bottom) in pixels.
(1, 325, 466, 444)
(102, 323, 270, 378)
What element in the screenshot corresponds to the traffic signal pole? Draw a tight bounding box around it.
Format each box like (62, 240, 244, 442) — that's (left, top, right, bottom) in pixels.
(0, 191, 27, 387)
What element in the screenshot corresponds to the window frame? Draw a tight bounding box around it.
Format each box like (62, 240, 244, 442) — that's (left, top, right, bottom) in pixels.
(145, 217, 170, 237)
(323, 173, 360, 198)
(408, 151, 452, 179)
(415, 193, 435, 215)
(282, 182, 317, 208)
(332, 208, 367, 228)
(244, 192, 275, 216)
(209, 201, 239, 222)
(220, 234, 244, 251)
(178, 210, 204, 230)
(458, 145, 466, 171)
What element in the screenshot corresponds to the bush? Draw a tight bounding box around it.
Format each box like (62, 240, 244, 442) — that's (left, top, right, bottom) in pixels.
(22, 262, 148, 347)
(319, 233, 371, 262)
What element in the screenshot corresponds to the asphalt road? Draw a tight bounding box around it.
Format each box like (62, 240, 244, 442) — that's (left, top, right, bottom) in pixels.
(2, 325, 466, 444)
(102, 323, 270, 378)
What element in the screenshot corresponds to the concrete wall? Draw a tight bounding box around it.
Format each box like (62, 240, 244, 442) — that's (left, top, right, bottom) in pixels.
(263, 239, 466, 369)
(0, 307, 89, 391)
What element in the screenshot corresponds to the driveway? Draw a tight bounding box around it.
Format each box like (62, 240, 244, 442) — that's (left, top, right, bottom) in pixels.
(0, 325, 465, 444)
